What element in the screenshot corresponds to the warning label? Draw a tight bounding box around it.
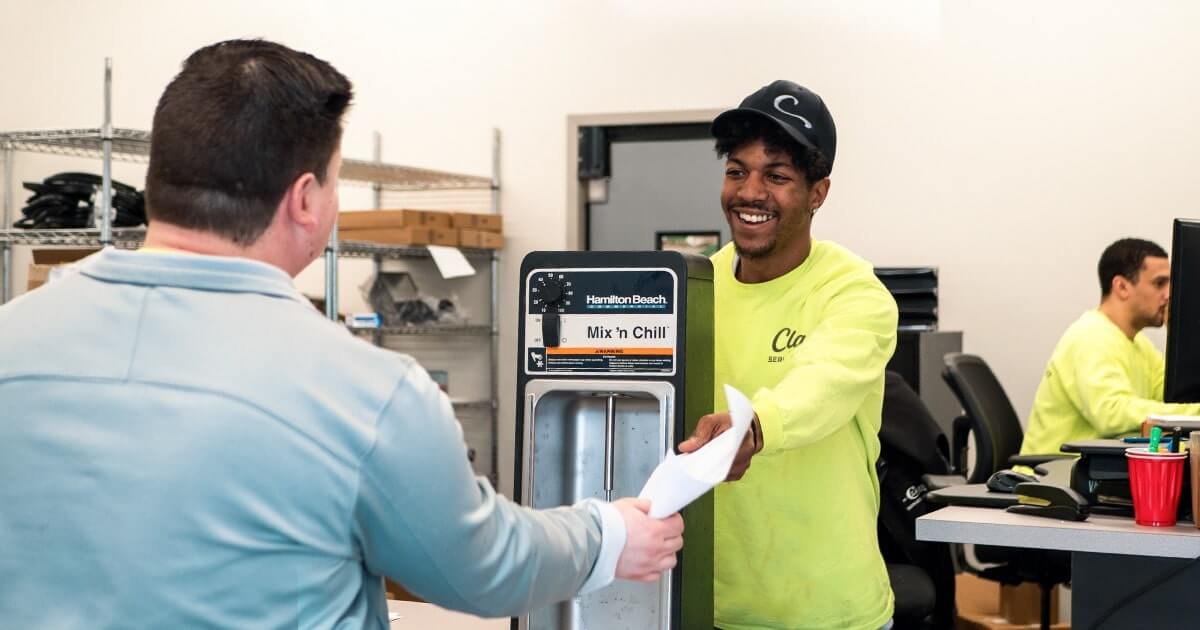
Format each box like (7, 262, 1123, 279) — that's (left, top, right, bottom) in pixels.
(528, 347, 674, 373)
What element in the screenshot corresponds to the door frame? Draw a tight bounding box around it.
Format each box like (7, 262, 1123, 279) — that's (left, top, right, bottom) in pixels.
(566, 109, 722, 250)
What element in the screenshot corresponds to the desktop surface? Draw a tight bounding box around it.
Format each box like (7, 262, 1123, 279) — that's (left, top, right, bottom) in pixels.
(917, 504, 1200, 559)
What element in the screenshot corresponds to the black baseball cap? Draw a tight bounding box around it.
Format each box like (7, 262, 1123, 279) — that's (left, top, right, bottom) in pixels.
(711, 80, 837, 170)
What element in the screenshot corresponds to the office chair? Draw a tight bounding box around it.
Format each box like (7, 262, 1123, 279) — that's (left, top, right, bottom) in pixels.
(886, 564, 937, 629)
(878, 371, 956, 629)
(938, 352, 1072, 630)
(940, 353, 1071, 483)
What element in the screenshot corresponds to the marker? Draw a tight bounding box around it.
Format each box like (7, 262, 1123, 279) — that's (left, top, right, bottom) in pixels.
(1148, 426, 1163, 453)
(1171, 427, 1182, 453)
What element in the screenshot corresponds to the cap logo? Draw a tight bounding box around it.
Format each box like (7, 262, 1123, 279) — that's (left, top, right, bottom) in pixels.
(773, 95, 813, 129)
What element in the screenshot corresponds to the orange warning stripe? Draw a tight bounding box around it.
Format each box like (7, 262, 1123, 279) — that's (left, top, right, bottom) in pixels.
(546, 347, 673, 355)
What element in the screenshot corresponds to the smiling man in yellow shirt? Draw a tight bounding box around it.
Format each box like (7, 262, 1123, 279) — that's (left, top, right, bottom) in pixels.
(678, 81, 897, 630)
(1020, 238, 1200, 458)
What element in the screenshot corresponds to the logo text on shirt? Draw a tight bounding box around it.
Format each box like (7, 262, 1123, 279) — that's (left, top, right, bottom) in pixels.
(769, 327, 806, 362)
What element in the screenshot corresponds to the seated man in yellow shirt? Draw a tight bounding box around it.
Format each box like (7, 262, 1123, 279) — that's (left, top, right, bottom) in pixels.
(1020, 238, 1200, 457)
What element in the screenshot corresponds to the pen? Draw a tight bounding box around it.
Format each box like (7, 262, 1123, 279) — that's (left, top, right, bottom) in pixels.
(1124, 436, 1176, 450)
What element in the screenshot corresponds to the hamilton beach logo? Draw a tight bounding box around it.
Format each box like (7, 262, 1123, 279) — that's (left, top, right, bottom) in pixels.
(585, 294, 668, 307)
(773, 95, 814, 129)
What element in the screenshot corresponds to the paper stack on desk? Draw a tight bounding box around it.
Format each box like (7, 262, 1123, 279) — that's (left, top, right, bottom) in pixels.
(638, 384, 754, 518)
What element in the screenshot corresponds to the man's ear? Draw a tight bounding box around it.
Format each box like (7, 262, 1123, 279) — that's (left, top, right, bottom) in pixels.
(1112, 275, 1131, 299)
(809, 177, 831, 213)
(282, 172, 320, 231)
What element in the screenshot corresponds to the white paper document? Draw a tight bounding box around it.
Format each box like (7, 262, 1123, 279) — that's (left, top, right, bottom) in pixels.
(425, 245, 476, 279)
(638, 384, 754, 518)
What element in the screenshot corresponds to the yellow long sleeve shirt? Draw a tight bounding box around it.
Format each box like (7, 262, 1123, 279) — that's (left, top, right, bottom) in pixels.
(1020, 309, 1200, 457)
(711, 240, 897, 630)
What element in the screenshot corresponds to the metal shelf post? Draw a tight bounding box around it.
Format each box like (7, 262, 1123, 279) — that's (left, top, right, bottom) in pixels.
(2, 141, 12, 302)
(372, 131, 383, 210)
(489, 128, 501, 486)
(100, 58, 113, 246)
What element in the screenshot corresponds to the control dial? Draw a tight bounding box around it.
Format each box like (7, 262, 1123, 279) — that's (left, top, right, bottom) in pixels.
(531, 273, 573, 313)
(541, 277, 565, 305)
(532, 273, 573, 348)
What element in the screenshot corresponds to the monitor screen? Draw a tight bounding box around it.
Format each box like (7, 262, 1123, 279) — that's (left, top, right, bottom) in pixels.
(1164, 218, 1200, 403)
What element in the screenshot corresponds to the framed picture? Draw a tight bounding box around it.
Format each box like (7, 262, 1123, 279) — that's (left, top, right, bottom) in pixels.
(655, 231, 722, 257)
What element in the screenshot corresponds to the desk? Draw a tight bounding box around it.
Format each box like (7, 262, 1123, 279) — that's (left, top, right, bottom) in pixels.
(918, 506, 1200, 628)
(387, 600, 507, 629)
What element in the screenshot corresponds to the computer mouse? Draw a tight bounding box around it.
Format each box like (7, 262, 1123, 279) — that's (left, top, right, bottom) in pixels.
(986, 468, 1038, 493)
(1006, 482, 1090, 521)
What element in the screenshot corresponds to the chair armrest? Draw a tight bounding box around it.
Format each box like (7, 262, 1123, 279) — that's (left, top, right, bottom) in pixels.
(922, 474, 968, 492)
(951, 415, 972, 474)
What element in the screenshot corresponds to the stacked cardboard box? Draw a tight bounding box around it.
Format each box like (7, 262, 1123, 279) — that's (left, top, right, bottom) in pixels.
(27, 248, 99, 291)
(338, 209, 503, 249)
(338, 209, 457, 246)
(452, 211, 503, 249)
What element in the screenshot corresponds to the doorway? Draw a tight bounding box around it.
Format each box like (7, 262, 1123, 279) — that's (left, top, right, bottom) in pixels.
(566, 109, 725, 252)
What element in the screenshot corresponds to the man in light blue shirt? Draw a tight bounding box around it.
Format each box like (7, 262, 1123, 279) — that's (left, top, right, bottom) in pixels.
(0, 39, 683, 629)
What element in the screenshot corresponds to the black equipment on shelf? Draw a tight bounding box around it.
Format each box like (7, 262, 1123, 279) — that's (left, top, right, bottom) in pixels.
(15, 172, 145, 230)
(875, 267, 938, 331)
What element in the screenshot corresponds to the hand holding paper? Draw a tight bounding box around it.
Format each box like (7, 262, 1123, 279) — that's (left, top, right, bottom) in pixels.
(637, 384, 755, 518)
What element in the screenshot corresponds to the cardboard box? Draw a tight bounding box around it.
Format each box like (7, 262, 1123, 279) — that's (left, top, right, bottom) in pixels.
(451, 211, 503, 233)
(1000, 583, 1059, 627)
(385, 578, 425, 603)
(955, 574, 1067, 630)
(458, 228, 504, 249)
(338, 209, 426, 230)
(420, 211, 453, 230)
(27, 248, 98, 291)
(338, 209, 453, 231)
(476, 213, 502, 232)
(339, 227, 433, 246)
(430, 226, 459, 247)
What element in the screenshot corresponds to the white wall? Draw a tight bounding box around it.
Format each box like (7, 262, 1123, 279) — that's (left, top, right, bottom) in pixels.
(4, 1, 1200, 494)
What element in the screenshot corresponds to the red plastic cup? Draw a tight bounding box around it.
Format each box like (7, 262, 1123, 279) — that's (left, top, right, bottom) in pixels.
(1126, 447, 1187, 527)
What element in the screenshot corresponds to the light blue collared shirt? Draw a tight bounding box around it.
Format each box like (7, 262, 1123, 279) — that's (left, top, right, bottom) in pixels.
(0, 248, 622, 629)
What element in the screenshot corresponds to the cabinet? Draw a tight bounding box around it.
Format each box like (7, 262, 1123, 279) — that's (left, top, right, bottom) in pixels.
(0, 61, 501, 483)
(887, 330, 963, 438)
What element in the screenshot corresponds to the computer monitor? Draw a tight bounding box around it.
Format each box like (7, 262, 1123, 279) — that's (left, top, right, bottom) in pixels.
(1164, 218, 1200, 402)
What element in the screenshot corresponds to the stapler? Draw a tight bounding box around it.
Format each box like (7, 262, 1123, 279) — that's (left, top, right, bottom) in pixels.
(1005, 482, 1090, 521)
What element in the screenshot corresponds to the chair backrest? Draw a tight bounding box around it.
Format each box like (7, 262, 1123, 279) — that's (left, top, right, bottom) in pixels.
(941, 352, 1025, 484)
(880, 371, 951, 475)
(877, 371, 956, 629)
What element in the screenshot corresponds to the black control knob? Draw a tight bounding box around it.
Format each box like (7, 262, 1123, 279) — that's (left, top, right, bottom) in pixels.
(542, 277, 564, 305)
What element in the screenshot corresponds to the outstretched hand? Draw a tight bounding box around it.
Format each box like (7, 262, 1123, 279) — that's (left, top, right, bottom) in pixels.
(611, 498, 684, 582)
(677, 411, 761, 481)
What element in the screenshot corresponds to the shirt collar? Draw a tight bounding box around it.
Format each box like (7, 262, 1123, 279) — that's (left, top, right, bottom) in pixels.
(79, 247, 306, 303)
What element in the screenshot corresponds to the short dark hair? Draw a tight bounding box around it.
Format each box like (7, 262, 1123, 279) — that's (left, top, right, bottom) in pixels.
(1098, 238, 1168, 297)
(713, 115, 832, 185)
(145, 39, 353, 245)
